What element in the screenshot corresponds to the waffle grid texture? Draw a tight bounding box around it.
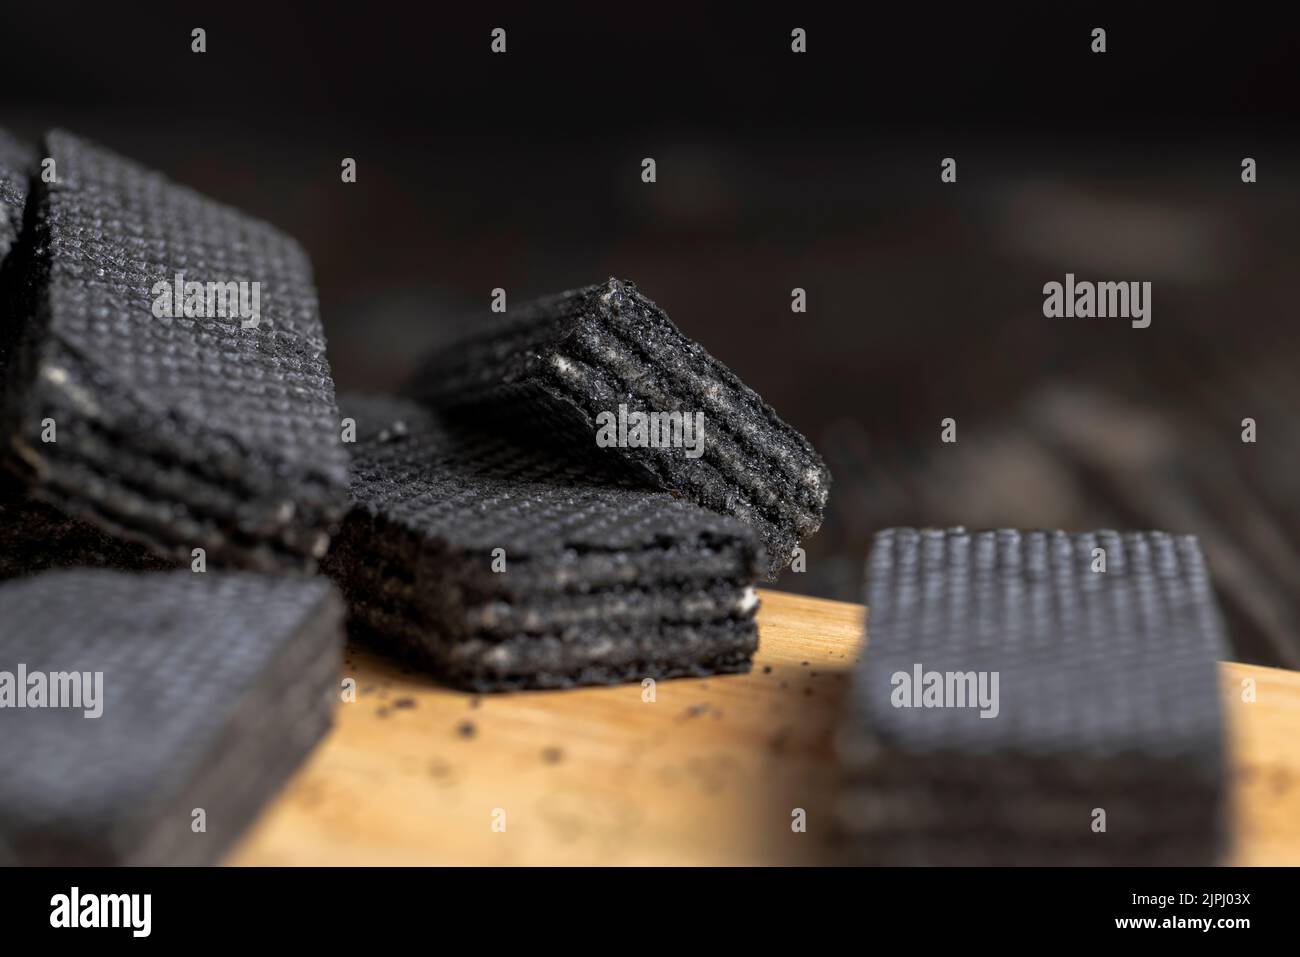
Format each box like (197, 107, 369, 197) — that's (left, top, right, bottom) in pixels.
(837, 527, 1229, 865)
(0, 570, 343, 865)
(404, 278, 830, 579)
(0, 130, 349, 572)
(324, 393, 761, 691)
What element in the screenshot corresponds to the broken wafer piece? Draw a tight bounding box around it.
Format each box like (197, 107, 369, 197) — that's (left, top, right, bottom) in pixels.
(0, 130, 349, 572)
(404, 278, 829, 579)
(324, 393, 762, 691)
(836, 527, 1229, 865)
(0, 569, 343, 865)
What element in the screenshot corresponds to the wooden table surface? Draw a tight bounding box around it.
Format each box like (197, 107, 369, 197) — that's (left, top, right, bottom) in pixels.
(229, 589, 1300, 866)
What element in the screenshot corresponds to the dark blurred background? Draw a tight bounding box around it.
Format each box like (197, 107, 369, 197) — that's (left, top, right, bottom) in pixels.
(4, 4, 1298, 665)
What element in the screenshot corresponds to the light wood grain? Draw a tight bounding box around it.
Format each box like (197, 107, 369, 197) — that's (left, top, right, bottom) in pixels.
(229, 589, 1300, 866)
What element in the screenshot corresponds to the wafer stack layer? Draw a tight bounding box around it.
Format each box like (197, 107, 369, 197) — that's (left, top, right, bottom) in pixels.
(0, 128, 29, 265)
(0, 129, 34, 387)
(0, 488, 172, 579)
(405, 278, 829, 579)
(0, 130, 349, 573)
(0, 570, 343, 866)
(837, 527, 1229, 865)
(324, 393, 762, 691)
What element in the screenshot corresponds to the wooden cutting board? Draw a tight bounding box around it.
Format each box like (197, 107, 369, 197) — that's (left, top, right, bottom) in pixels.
(229, 589, 1300, 865)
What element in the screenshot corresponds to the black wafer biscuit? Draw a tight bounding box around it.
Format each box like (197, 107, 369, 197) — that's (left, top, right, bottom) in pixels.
(0, 570, 343, 865)
(324, 393, 762, 691)
(836, 527, 1229, 865)
(404, 278, 829, 579)
(0, 130, 349, 573)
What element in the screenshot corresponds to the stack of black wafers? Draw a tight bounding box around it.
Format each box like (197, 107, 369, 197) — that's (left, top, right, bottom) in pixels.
(836, 527, 1229, 865)
(405, 278, 830, 579)
(0, 570, 342, 865)
(0, 127, 354, 865)
(0, 130, 349, 574)
(324, 394, 762, 691)
(0, 127, 823, 861)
